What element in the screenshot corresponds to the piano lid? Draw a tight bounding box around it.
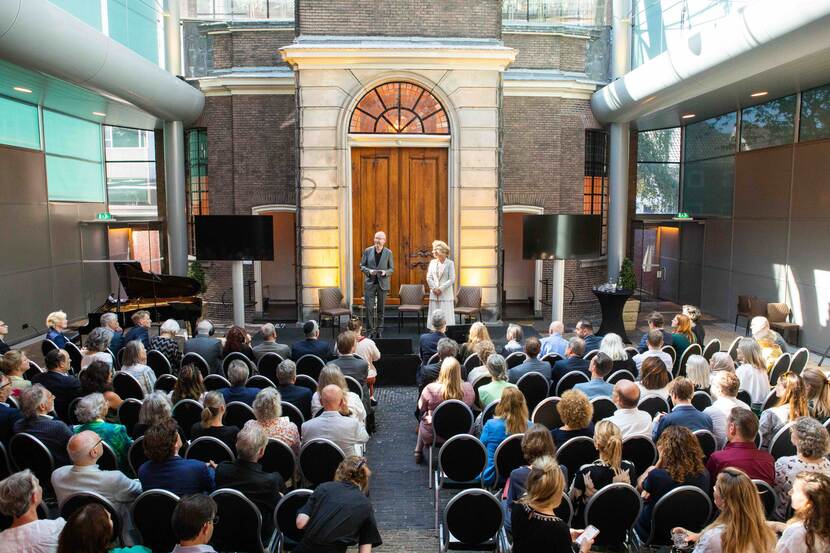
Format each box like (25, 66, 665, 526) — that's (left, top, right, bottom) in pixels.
(114, 261, 202, 299)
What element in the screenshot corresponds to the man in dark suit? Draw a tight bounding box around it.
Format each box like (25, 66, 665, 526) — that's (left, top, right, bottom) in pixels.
(359, 230, 394, 338)
(219, 361, 259, 406)
(637, 311, 674, 353)
(275, 359, 313, 420)
(184, 319, 223, 375)
(330, 331, 370, 412)
(290, 321, 334, 362)
(214, 423, 283, 534)
(0, 319, 9, 355)
(100, 313, 125, 355)
(419, 309, 447, 365)
(507, 336, 552, 383)
(575, 319, 603, 353)
(30, 349, 81, 423)
(252, 323, 291, 363)
(551, 336, 590, 387)
(12, 384, 73, 466)
(123, 310, 151, 349)
(0, 373, 22, 444)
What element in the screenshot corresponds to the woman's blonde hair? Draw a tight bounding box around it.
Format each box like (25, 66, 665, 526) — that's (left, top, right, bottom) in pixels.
(200, 391, 226, 427)
(506, 324, 523, 343)
(776, 372, 809, 421)
(673, 313, 695, 343)
(432, 240, 450, 256)
(465, 322, 490, 351)
(495, 387, 529, 435)
(335, 456, 372, 492)
(519, 455, 564, 511)
(0, 350, 27, 376)
(802, 367, 830, 420)
(737, 338, 766, 372)
(317, 365, 348, 394)
(46, 310, 67, 328)
(593, 420, 623, 472)
(685, 355, 710, 389)
(599, 333, 628, 362)
(709, 352, 735, 373)
(437, 357, 464, 401)
(556, 389, 593, 429)
(704, 468, 776, 553)
(473, 340, 496, 366)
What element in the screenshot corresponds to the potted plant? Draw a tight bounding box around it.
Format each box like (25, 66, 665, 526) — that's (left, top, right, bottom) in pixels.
(619, 258, 640, 332)
(188, 260, 208, 294)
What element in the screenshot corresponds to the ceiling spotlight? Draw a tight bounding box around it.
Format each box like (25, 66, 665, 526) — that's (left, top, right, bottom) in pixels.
(92, 112, 107, 117)
(13, 86, 32, 94)
(681, 113, 695, 119)
(750, 91, 768, 98)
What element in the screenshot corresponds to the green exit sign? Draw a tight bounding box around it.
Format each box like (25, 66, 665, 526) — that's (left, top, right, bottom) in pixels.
(676, 212, 690, 219)
(96, 212, 113, 220)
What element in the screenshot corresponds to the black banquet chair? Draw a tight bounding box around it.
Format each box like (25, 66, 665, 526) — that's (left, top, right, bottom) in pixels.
(607, 369, 635, 384)
(504, 352, 526, 369)
(128, 437, 148, 478)
(295, 354, 325, 381)
(204, 374, 231, 392)
(118, 398, 143, 438)
(8, 433, 55, 495)
(180, 352, 210, 377)
(274, 489, 312, 553)
(556, 436, 598, 480)
(555, 370, 589, 396)
(434, 434, 487, 530)
(636, 486, 712, 548)
(429, 400, 475, 488)
(98, 441, 119, 471)
(147, 349, 173, 378)
(258, 352, 284, 383)
(691, 390, 712, 411)
(210, 488, 274, 553)
(439, 488, 502, 553)
(299, 438, 345, 488)
(223, 351, 256, 375)
(492, 433, 526, 488)
(531, 397, 562, 430)
(60, 492, 122, 543)
(753, 479, 777, 519)
(261, 438, 297, 484)
(622, 435, 658, 477)
(638, 395, 670, 418)
(516, 371, 548, 413)
(590, 396, 617, 423)
(186, 436, 235, 465)
(154, 374, 178, 393)
(113, 372, 145, 400)
(132, 489, 180, 553)
(173, 399, 204, 440)
(769, 422, 797, 459)
(584, 483, 642, 548)
(281, 402, 305, 430)
(224, 401, 256, 429)
(693, 429, 717, 463)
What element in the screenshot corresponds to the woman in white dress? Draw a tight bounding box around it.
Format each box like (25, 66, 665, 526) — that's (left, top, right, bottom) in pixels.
(426, 240, 455, 330)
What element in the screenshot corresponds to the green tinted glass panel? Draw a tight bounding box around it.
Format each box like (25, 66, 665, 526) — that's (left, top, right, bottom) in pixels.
(740, 95, 796, 151)
(0, 96, 40, 150)
(48, 0, 102, 30)
(44, 110, 102, 161)
(682, 156, 735, 217)
(46, 156, 105, 202)
(106, 162, 156, 206)
(636, 162, 679, 214)
(108, 0, 159, 64)
(800, 84, 830, 142)
(684, 112, 737, 162)
(637, 128, 681, 162)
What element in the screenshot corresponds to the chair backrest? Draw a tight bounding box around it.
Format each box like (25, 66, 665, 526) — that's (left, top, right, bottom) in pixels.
(789, 348, 809, 375)
(64, 341, 83, 372)
(299, 438, 345, 486)
(210, 488, 268, 553)
(67, 396, 83, 426)
(555, 370, 589, 396)
(318, 287, 344, 310)
(606, 369, 635, 384)
(584, 483, 642, 546)
(399, 284, 425, 305)
(132, 489, 180, 552)
(181, 352, 210, 377)
(117, 348, 127, 369)
(432, 400, 474, 443)
(204, 374, 231, 391)
(767, 302, 790, 323)
(117, 398, 143, 438)
(762, 390, 780, 412)
(737, 295, 753, 313)
(147, 349, 173, 378)
(691, 390, 712, 411)
(753, 479, 777, 518)
(638, 395, 670, 418)
(726, 336, 742, 361)
(661, 345, 677, 364)
(24, 360, 44, 381)
(555, 493, 573, 525)
(223, 351, 255, 375)
(456, 286, 482, 309)
(462, 353, 481, 374)
(676, 343, 701, 377)
(480, 400, 499, 427)
(583, 349, 599, 361)
(471, 375, 492, 407)
(769, 422, 797, 459)
(516, 371, 548, 413)
(296, 354, 325, 380)
(693, 430, 717, 462)
(294, 374, 318, 395)
(257, 352, 284, 383)
(173, 399, 204, 440)
(557, 436, 598, 478)
(98, 440, 118, 471)
(625, 347, 639, 359)
(261, 438, 297, 483)
(281, 401, 305, 429)
(769, 353, 792, 385)
(8, 433, 55, 490)
(505, 351, 527, 369)
(701, 339, 721, 362)
(426, 353, 440, 365)
(4, 396, 17, 409)
(531, 396, 562, 429)
(154, 374, 178, 393)
(41, 338, 59, 357)
(273, 489, 312, 547)
(128, 437, 148, 477)
(344, 375, 363, 399)
(438, 434, 487, 485)
(442, 489, 502, 547)
(493, 433, 526, 485)
(647, 486, 712, 546)
(736, 389, 752, 406)
(590, 396, 617, 423)
(223, 401, 256, 429)
(186, 436, 235, 464)
(622, 435, 658, 477)
(540, 353, 563, 364)
(0, 442, 9, 481)
(60, 492, 121, 541)
(246, 375, 275, 389)
(114, 371, 145, 400)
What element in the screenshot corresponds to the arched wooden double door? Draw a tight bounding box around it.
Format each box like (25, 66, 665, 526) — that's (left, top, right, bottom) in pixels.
(351, 147, 448, 304)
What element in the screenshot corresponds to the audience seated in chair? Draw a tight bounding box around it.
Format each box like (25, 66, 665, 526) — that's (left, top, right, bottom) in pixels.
(291, 321, 335, 363)
(637, 312, 674, 354)
(604, 379, 652, 438)
(600, 332, 638, 378)
(222, 325, 255, 362)
(275, 359, 313, 421)
(295, 456, 382, 553)
(0, 373, 21, 445)
(184, 320, 223, 375)
(539, 320, 568, 358)
(735, 338, 772, 407)
(190, 392, 239, 453)
(218, 360, 259, 407)
(330, 331, 370, 410)
(508, 337, 551, 384)
(0, 470, 65, 553)
(803, 367, 830, 424)
(703, 371, 752, 449)
(31, 349, 81, 423)
(708, 351, 735, 374)
(123, 310, 152, 350)
(459, 322, 491, 366)
(760, 371, 809, 448)
(637, 357, 672, 402)
(418, 310, 447, 367)
(13, 384, 73, 466)
(1, 350, 31, 398)
(348, 318, 381, 404)
(170, 494, 219, 553)
(633, 329, 674, 373)
(751, 315, 789, 354)
(150, 318, 183, 372)
(767, 471, 830, 553)
(303, 385, 369, 458)
(51, 430, 142, 544)
(311, 365, 367, 428)
(573, 352, 614, 399)
(575, 320, 602, 354)
(132, 391, 179, 439)
(551, 337, 590, 387)
(72, 393, 133, 469)
(683, 305, 705, 346)
(551, 390, 595, 448)
(170, 364, 206, 405)
(252, 323, 291, 364)
(417, 337, 457, 390)
(0, 318, 9, 356)
(476, 354, 517, 408)
(774, 416, 830, 520)
(119, 341, 157, 398)
(503, 324, 524, 355)
(652, 378, 713, 442)
(465, 340, 496, 384)
(57, 502, 149, 553)
(481, 387, 530, 487)
(670, 313, 697, 358)
(215, 423, 283, 534)
(99, 313, 125, 358)
(685, 355, 711, 393)
(246, 387, 300, 455)
(79, 360, 123, 421)
(45, 310, 70, 349)
(138, 419, 215, 496)
(706, 407, 774, 486)
(81, 327, 114, 371)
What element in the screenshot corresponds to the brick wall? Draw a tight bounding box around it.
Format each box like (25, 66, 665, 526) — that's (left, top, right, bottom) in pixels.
(297, 0, 501, 38)
(210, 28, 295, 69)
(503, 33, 588, 71)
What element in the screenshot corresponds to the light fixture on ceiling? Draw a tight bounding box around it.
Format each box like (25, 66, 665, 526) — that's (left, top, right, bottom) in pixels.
(92, 112, 107, 117)
(681, 113, 695, 119)
(13, 86, 32, 94)
(750, 91, 768, 98)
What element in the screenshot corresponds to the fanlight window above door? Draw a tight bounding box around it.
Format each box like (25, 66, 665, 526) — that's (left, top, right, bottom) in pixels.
(349, 82, 449, 134)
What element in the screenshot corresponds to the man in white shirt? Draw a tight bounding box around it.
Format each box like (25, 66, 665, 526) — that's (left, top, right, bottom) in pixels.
(51, 431, 142, 544)
(539, 321, 568, 358)
(703, 370, 751, 448)
(0, 470, 65, 553)
(632, 330, 674, 373)
(604, 379, 653, 438)
(301, 385, 369, 456)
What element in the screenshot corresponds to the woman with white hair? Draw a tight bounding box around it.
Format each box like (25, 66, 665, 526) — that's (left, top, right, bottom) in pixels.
(119, 340, 157, 397)
(503, 324, 524, 355)
(81, 327, 113, 370)
(774, 416, 830, 520)
(426, 239, 455, 329)
(45, 310, 69, 348)
(599, 332, 638, 377)
(73, 392, 133, 468)
(150, 318, 182, 371)
(247, 387, 300, 454)
(708, 351, 735, 373)
(0, 470, 65, 551)
(735, 338, 771, 407)
(685, 354, 710, 393)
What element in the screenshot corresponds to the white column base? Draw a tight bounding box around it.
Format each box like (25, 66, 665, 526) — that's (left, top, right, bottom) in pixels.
(232, 261, 245, 328)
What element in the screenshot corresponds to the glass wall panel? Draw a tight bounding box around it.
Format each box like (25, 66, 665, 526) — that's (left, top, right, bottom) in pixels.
(45, 157, 105, 202)
(800, 84, 830, 142)
(107, 0, 160, 64)
(502, 0, 609, 26)
(44, 110, 104, 202)
(637, 128, 681, 162)
(186, 129, 209, 252)
(636, 162, 679, 214)
(740, 94, 796, 151)
(682, 156, 735, 217)
(44, 110, 102, 161)
(183, 0, 294, 20)
(684, 112, 736, 161)
(0, 96, 40, 150)
(105, 126, 157, 217)
(48, 0, 103, 30)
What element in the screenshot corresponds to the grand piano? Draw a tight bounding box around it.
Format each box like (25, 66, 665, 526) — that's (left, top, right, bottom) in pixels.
(79, 261, 203, 336)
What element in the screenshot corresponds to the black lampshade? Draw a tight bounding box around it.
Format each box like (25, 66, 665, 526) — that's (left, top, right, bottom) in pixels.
(522, 214, 601, 260)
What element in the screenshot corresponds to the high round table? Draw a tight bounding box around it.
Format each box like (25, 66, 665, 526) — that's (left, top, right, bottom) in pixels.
(593, 289, 633, 344)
